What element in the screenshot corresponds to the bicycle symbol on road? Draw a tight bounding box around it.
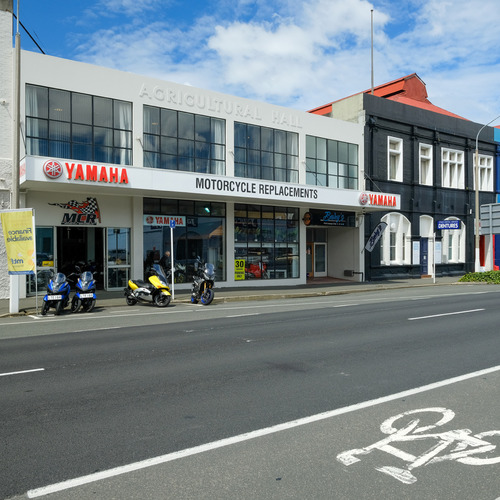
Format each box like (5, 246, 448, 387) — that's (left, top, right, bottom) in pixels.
(337, 407, 500, 484)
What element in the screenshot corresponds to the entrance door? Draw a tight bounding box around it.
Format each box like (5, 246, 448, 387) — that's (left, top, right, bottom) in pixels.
(314, 242, 327, 277)
(56, 227, 104, 288)
(420, 237, 428, 275)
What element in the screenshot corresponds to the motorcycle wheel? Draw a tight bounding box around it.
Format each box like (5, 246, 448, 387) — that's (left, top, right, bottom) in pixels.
(55, 301, 64, 316)
(200, 289, 214, 305)
(41, 301, 49, 316)
(190, 296, 199, 304)
(71, 296, 81, 313)
(83, 299, 96, 313)
(126, 295, 138, 306)
(154, 293, 171, 307)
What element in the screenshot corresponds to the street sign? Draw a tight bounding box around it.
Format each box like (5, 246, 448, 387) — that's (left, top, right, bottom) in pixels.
(437, 220, 460, 230)
(169, 220, 176, 229)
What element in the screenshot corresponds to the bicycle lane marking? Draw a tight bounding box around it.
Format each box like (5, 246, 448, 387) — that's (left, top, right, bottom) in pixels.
(26, 364, 500, 499)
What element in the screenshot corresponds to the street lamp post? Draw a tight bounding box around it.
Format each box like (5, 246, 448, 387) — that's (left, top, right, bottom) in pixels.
(474, 114, 500, 272)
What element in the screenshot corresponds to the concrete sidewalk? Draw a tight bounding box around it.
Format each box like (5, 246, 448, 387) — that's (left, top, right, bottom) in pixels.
(0, 276, 464, 318)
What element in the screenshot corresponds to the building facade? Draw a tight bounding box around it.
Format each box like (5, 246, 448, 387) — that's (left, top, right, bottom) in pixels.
(310, 75, 499, 281)
(0, 2, 400, 298)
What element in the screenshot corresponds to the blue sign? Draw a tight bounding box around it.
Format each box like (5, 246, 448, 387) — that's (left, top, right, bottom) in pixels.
(437, 220, 460, 230)
(169, 220, 176, 229)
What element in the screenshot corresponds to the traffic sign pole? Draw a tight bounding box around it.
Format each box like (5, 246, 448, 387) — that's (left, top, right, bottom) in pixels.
(169, 220, 175, 300)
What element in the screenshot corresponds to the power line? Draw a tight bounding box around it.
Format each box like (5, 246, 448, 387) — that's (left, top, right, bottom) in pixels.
(13, 13, 46, 54)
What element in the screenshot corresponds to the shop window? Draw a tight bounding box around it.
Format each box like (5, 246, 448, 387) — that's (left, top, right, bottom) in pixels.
(143, 106, 226, 174)
(306, 135, 358, 189)
(235, 123, 298, 182)
(234, 204, 299, 280)
(380, 213, 411, 265)
(441, 218, 465, 263)
(143, 198, 226, 282)
(26, 85, 132, 165)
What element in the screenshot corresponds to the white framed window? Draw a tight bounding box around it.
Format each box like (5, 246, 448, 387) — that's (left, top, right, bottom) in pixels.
(441, 217, 465, 263)
(380, 213, 411, 265)
(419, 144, 433, 186)
(474, 154, 494, 192)
(441, 148, 464, 189)
(388, 137, 403, 182)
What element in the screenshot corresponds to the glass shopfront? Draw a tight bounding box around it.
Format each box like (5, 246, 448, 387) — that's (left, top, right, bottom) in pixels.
(234, 204, 299, 280)
(143, 198, 226, 282)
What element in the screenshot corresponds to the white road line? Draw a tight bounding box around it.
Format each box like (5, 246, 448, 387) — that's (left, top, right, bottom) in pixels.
(408, 309, 484, 321)
(0, 368, 45, 377)
(226, 313, 261, 318)
(26, 364, 500, 498)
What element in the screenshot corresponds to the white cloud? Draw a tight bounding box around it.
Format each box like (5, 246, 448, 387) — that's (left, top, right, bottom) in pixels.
(72, 0, 500, 123)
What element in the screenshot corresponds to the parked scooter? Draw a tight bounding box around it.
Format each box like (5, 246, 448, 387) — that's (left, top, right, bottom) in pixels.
(190, 258, 215, 305)
(124, 264, 171, 307)
(71, 269, 97, 313)
(41, 272, 72, 316)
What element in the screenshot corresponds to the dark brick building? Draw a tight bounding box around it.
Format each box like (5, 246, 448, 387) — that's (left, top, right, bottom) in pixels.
(310, 74, 498, 280)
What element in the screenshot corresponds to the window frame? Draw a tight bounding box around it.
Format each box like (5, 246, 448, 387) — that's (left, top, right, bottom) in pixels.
(235, 123, 299, 183)
(475, 153, 494, 192)
(143, 105, 226, 174)
(387, 137, 403, 182)
(441, 148, 464, 189)
(305, 135, 358, 189)
(419, 143, 433, 186)
(25, 84, 133, 165)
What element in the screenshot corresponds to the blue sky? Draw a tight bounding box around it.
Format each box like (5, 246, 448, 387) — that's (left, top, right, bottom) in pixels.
(14, 0, 500, 125)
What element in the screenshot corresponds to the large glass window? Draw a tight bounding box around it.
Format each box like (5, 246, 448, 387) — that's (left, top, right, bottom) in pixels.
(306, 135, 358, 189)
(234, 204, 299, 279)
(234, 123, 298, 182)
(26, 85, 132, 164)
(143, 106, 226, 174)
(143, 198, 226, 282)
(379, 213, 411, 265)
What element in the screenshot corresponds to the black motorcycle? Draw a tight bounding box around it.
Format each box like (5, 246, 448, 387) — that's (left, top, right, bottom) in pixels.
(190, 259, 215, 305)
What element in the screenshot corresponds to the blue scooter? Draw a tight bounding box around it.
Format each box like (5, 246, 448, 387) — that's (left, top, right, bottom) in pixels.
(41, 272, 71, 316)
(71, 270, 97, 313)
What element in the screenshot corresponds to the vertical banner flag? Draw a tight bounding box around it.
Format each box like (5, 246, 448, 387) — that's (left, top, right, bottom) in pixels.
(365, 221, 387, 252)
(0, 209, 36, 275)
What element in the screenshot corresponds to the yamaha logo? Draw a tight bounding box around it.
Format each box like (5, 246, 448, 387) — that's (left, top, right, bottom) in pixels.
(43, 160, 64, 179)
(359, 193, 369, 205)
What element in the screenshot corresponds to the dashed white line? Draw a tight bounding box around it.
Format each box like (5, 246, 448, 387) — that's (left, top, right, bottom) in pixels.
(0, 368, 45, 377)
(409, 309, 484, 321)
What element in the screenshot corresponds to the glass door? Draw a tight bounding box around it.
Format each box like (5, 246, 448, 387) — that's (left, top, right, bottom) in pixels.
(313, 242, 327, 277)
(28, 226, 55, 295)
(106, 228, 131, 289)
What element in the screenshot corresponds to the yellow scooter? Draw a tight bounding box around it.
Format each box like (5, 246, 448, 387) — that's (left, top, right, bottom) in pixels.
(124, 264, 171, 307)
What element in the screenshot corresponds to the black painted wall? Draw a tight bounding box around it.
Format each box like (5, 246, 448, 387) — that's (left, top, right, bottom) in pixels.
(361, 94, 497, 281)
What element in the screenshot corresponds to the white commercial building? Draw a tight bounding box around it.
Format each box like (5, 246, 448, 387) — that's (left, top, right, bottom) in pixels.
(0, 1, 399, 298)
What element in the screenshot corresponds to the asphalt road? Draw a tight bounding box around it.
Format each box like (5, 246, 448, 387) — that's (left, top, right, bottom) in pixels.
(1, 285, 500, 499)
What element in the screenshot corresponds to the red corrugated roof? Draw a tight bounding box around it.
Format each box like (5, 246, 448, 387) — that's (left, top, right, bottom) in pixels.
(309, 73, 468, 120)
